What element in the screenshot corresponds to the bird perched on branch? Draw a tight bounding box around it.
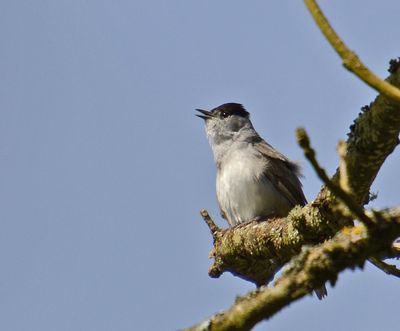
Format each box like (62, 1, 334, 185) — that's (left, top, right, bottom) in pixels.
(196, 102, 327, 299)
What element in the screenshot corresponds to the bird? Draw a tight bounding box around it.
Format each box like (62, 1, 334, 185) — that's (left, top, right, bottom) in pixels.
(196, 102, 327, 299)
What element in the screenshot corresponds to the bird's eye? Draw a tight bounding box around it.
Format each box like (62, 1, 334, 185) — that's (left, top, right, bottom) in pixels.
(220, 111, 229, 118)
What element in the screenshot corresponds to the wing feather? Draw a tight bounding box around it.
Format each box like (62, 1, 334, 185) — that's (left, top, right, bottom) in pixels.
(254, 139, 307, 207)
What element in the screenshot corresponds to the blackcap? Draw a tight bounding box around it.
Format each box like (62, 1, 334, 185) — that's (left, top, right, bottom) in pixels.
(196, 102, 327, 299)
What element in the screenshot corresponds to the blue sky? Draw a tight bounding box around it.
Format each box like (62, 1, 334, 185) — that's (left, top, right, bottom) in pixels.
(1, 1, 399, 330)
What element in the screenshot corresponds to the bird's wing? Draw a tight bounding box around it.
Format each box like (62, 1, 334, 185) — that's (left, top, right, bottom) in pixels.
(254, 139, 307, 207)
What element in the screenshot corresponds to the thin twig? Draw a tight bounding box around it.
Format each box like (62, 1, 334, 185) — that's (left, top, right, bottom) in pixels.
(337, 140, 349, 193)
(369, 257, 400, 278)
(304, 0, 400, 103)
(200, 209, 221, 238)
(296, 128, 375, 227)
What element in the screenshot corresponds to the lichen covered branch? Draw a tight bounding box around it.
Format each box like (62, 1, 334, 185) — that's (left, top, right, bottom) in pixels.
(203, 204, 342, 286)
(186, 209, 400, 331)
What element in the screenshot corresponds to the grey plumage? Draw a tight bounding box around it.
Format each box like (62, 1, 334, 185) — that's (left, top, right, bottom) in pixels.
(197, 102, 327, 299)
(197, 103, 306, 226)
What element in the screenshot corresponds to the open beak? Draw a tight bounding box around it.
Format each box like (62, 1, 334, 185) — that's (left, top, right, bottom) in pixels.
(195, 109, 214, 120)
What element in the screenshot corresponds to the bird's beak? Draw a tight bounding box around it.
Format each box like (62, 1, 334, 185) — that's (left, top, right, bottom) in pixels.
(196, 109, 214, 120)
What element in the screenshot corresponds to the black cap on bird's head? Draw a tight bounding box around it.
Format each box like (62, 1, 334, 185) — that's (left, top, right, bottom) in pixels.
(196, 103, 250, 120)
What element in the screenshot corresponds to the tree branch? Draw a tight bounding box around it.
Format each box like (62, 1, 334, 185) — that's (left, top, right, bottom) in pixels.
(185, 209, 400, 331)
(369, 257, 400, 278)
(200, 209, 221, 239)
(316, 60, 400, 206)
(304, 0, 400, 102)
(204, 207, 334, 286)
(296, 128, 374, 227)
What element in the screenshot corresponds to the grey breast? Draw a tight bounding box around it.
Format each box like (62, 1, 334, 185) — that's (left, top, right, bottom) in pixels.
(217, 140, 306, 226)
